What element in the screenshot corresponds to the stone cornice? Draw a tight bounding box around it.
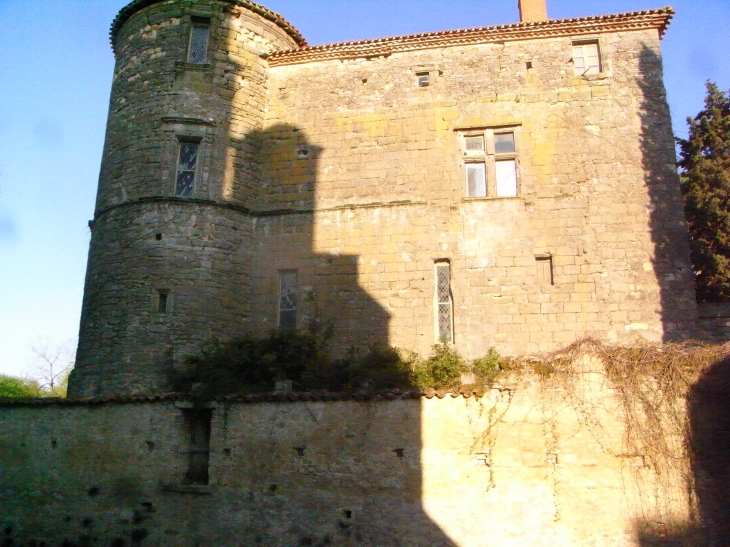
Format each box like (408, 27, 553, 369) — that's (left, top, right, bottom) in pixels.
(268, 7, 674, 67)
(110, 0, 307, 53)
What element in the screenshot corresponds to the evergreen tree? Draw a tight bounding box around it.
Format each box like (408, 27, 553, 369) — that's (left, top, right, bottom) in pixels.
(678, 82, 730, 302)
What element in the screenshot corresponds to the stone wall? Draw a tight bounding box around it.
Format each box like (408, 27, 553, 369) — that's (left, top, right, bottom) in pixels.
(698, 303, 730, 343)
(1, 370, 704, 547)
(252, 26, 696, 359)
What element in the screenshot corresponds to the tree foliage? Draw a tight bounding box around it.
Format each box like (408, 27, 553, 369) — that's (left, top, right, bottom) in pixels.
(0, 375, 41, 398)
(678, 81, 730, 302)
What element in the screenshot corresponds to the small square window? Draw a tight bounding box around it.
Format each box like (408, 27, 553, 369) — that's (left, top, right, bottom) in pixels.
(188, 22, 210, 64)
(573, 42, 601, 76)
(176, 142, 198, 197)
(417, 72, 430, 87)
(466, 163, 487, 198)
(495, 132, 516, 154)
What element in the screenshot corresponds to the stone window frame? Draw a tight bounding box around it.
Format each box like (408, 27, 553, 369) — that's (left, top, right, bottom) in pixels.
(161, 118, 213, 199)
(457, 125, 521, 199)
(412, 66, 441, 89)
(150, 288, 175, 316)
(187, 16, 212, 65)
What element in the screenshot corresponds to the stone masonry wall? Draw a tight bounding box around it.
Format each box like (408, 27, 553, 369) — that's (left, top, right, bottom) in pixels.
(255, 27, 696, 359)
(73, 0, 300, 396)
(1, 371, 699, 547)
(72, 202, 253, 397)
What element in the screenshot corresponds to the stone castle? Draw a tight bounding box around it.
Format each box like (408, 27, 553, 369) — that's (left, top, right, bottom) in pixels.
(68, 0, 698, 398)
(5, 2, 730, 546)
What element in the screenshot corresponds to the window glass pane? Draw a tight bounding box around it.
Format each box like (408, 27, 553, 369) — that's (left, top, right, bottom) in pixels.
(585, 44, 600, 74)
(279, 271, 297, 329)
(466, 163, 486, 198)
(188, 25, 210, 64)
(495, 132, 515, 154)
(436, 264, 452, 342)
(496, 160, 517, 197)
(179, 143, 198, 170)
(465, 136, 484, 152)
(438, 303, 452, 342)
(176, 143, 198, 197)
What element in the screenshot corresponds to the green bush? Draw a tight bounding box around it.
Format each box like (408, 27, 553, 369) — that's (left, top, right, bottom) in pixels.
(413, 343, 466, 390)
(472, 348, 501, 384)
(172, 331, 325, 398)
(175, 334, 502, 397)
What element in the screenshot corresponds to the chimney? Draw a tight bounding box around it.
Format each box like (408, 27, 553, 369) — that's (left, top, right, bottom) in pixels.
(518, 0, 548, 22)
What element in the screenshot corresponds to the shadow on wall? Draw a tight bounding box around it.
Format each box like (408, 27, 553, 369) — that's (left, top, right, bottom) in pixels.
(227, 122, 393, 354)
(637, 44, 698, 341)
(638, 357, 730, 547)
(212, 123, 456, 546)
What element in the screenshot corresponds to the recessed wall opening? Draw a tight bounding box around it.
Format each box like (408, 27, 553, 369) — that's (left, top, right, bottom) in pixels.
(416, 72, 430, 87)
(435, 262, 453, 342)
(182, 408, 213, 486)
(157, 290, 170, 314)
(535, 255, 554, 286)
(187, 17, 211, 65)
(155, 233, 162, 241)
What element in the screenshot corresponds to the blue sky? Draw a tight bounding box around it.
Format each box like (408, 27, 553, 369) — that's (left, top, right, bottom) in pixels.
(0, 0, 728, 378)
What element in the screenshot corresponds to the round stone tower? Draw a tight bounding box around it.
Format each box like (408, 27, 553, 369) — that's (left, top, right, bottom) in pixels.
(68, 0, 305, 397)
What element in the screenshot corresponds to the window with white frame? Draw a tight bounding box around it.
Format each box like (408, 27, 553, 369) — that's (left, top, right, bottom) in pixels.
(175, 142, 199, 197)
(459, 128, 519, 198)
(435, 262, 453, 342)
(572, 41, 601, 76)
(278, 270, 298, 330)
(188, 19, 211, 64)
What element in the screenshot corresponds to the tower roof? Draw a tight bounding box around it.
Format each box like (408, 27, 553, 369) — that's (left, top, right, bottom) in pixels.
(110, 0, 307, 52)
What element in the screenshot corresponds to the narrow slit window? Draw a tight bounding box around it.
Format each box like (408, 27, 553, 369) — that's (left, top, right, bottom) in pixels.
(536, 256, 554, 286)
(176, 142, 198, 197)
(278, 270, 298, 330)
(573, 42, 601, 75)
(436, 263, 453, 342)
(182, 409, 212, 485)
(157, 290, 169, 314)
(466, 163, 487, 198)
(188, 22, 210, 64)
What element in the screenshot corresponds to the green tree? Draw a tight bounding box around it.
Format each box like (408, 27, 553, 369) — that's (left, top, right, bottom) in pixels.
(678, 81, 730, 302)
(0, 375, 41, 398)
